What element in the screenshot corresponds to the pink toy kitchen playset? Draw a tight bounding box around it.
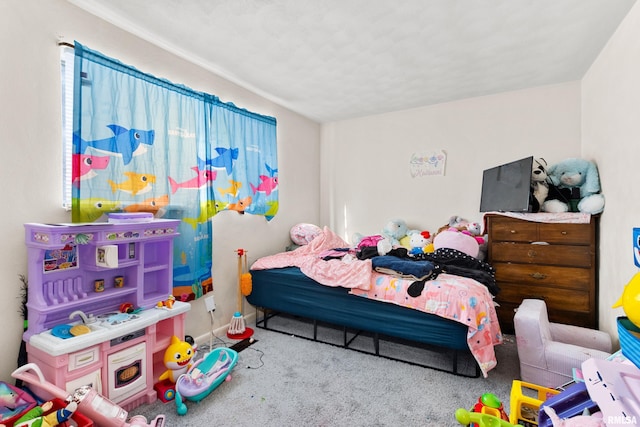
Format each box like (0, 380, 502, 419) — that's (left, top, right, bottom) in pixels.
(22, 220, 191, 412)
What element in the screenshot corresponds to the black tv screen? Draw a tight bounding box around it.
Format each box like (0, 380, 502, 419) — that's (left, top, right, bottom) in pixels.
(480, 156, 533, 213)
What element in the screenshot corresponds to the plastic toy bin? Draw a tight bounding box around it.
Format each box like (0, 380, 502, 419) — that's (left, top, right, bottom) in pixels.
(509, 380, 559, 426)
(46, 398, 93, 427)
(537, 382, 598, 427)
(617, 316, 640, 369)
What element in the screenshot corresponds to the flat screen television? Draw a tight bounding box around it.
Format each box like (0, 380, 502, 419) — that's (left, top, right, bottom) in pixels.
(480, 156, 533, 213)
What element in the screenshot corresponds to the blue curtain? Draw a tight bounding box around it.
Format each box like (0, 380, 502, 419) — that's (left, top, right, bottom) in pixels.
(71, 42, 277, 301)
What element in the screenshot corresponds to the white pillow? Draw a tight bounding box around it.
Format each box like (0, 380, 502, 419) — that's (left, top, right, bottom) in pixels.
(290, 223, 322, 246)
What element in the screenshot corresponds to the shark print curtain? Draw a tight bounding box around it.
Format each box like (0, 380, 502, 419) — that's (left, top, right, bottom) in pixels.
(71, 42, 277, 301)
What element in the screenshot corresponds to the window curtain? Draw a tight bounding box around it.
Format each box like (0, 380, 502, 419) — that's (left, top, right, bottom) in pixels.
(71, 42, 277, 301)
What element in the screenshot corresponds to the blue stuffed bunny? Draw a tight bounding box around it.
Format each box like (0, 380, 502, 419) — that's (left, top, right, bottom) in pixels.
(542, 158, 605, 215)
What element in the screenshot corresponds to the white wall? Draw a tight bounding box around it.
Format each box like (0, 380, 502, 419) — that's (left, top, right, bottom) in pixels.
(0, 0, 320, 381)
(582, 1, 640, 341)
(321, 82, 582, 240)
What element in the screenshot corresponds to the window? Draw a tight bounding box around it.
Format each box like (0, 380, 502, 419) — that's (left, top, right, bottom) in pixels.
(61, 42, 277, 302)
(60, 44, 74, 210)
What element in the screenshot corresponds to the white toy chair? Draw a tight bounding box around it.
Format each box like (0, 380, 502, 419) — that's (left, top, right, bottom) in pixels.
(513, 298, 612, 388)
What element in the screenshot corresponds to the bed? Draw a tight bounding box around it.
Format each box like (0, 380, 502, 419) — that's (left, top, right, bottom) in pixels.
(247, 227, 503, 378)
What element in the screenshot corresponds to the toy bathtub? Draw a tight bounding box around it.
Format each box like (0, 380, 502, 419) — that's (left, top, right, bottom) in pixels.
(175, 347, 238, 415)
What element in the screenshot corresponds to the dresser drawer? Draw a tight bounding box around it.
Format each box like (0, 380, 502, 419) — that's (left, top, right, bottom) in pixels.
(489, 219, 538, 242)
(490, 242, 593, 267)
(538, 223, 593, 245)
(493, 262, 591, 290)
(488, 217, 593, 245)
(497, 302, 593, 332)
(497, 283, 590, 312)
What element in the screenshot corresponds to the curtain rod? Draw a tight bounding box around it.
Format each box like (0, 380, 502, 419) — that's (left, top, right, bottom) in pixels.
(58, 41, 75, 49)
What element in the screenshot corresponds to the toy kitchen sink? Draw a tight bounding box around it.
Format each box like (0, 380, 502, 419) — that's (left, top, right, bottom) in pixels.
(23, 221, 191, 411)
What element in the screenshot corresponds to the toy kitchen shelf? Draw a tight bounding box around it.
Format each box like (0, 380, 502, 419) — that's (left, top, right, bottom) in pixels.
(23, 220, 180, 341)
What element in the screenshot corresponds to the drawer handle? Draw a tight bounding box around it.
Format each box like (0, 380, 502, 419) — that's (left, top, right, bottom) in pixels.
(510, 230, 517, 234)
(531, 272, 547, 280)
(527, 250, 537, 258)
(561, 231, 568, 235)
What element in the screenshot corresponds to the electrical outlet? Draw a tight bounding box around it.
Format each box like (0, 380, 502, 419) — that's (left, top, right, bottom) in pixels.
(205, 295, 216, 312)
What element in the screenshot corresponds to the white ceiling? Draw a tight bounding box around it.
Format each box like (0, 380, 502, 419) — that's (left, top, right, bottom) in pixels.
(68, 0, 636, 123)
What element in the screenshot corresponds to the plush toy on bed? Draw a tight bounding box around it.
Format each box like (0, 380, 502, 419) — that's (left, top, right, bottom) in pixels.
(381, 218, 409, 245)
(351, 219, 411, 256)
(407, 230, 432, 256)
(433, 227, 480, 258)
(373, 218, 409, 255)
(541, 158, 605, 215)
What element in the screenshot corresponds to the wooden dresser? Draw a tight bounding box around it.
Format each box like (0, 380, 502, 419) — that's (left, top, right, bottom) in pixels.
(486, 214, 598, 333)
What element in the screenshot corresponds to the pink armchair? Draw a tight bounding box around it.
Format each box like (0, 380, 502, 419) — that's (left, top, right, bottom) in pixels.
(514, 299, 612, 388)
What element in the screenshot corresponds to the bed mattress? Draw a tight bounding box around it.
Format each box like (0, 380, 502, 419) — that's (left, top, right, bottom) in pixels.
(247, 266, 469, 351)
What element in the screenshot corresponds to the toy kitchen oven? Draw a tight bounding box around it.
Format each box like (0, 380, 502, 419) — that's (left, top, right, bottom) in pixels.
(22, 220, 191, 411)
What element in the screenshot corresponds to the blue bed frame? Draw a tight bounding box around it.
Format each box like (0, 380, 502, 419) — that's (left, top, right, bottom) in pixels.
(246, 267, 481, 377)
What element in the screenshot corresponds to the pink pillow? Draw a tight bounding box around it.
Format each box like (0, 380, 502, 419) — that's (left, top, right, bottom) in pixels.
(433, 228, 479, 258)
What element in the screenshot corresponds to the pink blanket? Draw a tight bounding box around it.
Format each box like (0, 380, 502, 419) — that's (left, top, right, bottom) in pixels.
(251, 227, 373, 290)
(350, 272, 503, 377)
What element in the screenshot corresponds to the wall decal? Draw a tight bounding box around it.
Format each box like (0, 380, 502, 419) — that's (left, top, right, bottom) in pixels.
(410, 150, 446, 177)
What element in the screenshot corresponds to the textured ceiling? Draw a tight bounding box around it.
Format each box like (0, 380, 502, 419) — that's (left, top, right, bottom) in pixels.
(67, 0, 636, 123)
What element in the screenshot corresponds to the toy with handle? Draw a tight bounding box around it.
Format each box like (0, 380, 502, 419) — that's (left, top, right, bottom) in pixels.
(227, 248, 254, 339)
(455, 408, 517, 427)
(11, 363, 165, 427)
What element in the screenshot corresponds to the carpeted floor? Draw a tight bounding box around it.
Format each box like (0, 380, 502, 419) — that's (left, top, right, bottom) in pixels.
(130, 316, 521, 426)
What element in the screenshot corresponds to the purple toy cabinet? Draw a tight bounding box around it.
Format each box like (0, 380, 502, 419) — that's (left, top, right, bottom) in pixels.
(23, 220, 180, 341)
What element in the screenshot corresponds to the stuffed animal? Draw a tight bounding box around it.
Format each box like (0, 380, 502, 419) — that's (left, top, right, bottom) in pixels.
(542, 406, 605, 427)
(464, 222, 486, 245)
(530, 158, 550, 213)
(433, 227, 480, 258)
(159, 335, 195, 383)
(407, 230, 432, 256)
(542, 158, 605, 215)
(381, 219, 409, 246)
(352, 219, 410, 256)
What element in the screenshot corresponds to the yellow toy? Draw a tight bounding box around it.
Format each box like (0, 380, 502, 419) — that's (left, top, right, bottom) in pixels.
(612, 272, 640, 328)
(509, 380, 559, 426)
(159, 335, 194, 383)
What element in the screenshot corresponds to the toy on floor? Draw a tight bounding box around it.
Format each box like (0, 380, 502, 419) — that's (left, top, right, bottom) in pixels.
(2, 400, 77, 427)
(509, 380, 559, 426)
(455, 408, 517, 426)
(11, 363, 165, 427)
(174, 347, 238, 415)
(542, 406, 605, 427)
(0, 381, 37, 424)
(470, 393, 510, 426)
(159, 335, 195, 383)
